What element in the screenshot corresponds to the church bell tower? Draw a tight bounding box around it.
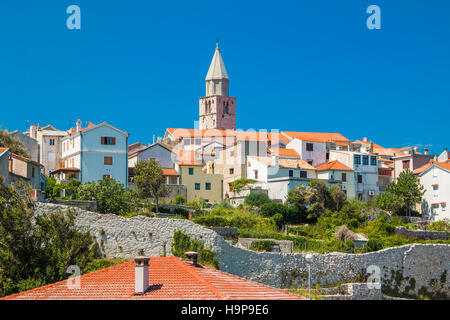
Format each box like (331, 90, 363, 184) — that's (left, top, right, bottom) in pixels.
(199, 43, 236, 130)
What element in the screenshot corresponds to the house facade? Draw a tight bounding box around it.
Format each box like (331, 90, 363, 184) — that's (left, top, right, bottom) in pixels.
(54, 120, 129, 186)
(179, 163, 223, 203)
(329, 150, 379, 200)
(415, 161, 450, 221)
(0, 147, 45, 198)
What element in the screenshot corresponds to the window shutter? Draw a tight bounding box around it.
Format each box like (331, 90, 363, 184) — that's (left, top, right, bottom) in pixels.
(112, 137, 116, 145)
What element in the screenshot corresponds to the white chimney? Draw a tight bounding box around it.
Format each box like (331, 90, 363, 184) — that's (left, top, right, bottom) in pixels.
(424, 148, 429, 155)
(29, 124, 36, 139)
(414, 146, 418, 152)
(134, 257, 150, 295)
(76, 119, 82, 132)
(363, 137, 368, 142)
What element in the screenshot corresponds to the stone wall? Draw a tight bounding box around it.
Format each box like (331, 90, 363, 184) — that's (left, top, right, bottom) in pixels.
(395, 226, 448, 240)
(34, 202, 450, 299)
(236, 238, 294, 253)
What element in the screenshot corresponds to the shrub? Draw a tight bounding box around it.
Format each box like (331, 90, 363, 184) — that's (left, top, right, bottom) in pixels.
(426, 219, 450, 232)
(250, 240, 275, 252)
(76, 178, 137, 215)
(174, 194, 186, 205)
(244, 192, 270, 207)
(171, 230, 219, 269)
(366, 236, 384, 252)
(260, 202, 286, 218)
(174, 207, 189, 219)
(272, 213, 284, 229)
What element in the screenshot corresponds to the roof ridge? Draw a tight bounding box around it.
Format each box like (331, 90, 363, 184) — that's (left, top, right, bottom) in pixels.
(1, 260, 133, 300)
(173, 256, 229, 300)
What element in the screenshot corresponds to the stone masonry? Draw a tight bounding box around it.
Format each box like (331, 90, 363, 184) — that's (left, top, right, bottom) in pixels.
(34, 202, 450, 299)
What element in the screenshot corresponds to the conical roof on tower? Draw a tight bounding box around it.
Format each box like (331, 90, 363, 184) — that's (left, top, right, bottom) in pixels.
(205, 42, 229, 80)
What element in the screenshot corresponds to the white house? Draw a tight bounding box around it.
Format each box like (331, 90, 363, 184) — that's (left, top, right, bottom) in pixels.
(414, 161, 450, 221)
(329, 149, 379, 201)
(282, 132, 351, 167)
(52, 120, 129, 186)
(247, 156, 317, 202)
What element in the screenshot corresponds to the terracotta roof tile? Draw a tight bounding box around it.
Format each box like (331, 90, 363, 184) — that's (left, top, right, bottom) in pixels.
(315, 160, 352, 171)
(278, 158, 315, 170)
(267, 148, 299, 157)
(1, 257, 304, 300)
(281, 131, 350, 143)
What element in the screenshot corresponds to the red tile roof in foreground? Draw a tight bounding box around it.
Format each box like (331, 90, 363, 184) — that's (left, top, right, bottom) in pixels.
(1, 256, 304, 300)
(315, 160, 352, 171)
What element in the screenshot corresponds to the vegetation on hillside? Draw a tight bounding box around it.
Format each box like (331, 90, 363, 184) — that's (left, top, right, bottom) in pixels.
(0, 129, 30, 158)
(0, 177, 98, 297)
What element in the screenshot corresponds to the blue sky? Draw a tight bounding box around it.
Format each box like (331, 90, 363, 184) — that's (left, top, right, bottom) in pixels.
(0, 1, 449, 153)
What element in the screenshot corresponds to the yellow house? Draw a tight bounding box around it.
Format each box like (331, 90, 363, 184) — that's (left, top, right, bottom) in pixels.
(315, 160, 356, 199)
(179, 163, 223, 203)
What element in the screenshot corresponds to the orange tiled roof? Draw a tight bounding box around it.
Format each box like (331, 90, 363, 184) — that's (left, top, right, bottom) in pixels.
(353, 140, 384, 149)
(267, 148, 299, 157)
(281, 131, 350, 143)
(1, 256, 304, 300)
(162, 169, 178, 176)
(315, 160, 352, 171)
(167, 128, 284, 143)
(0, 147, 9, 154)
(278, 158, 316, 170)
(414, 161, 450, 174)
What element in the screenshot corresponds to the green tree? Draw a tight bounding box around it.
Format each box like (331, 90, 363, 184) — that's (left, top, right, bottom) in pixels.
(244, 192, 270, 207)
(376, 169, 424, 217)
(0, 176, 96, 297)
(45, 176, 57, 198)
(287, 180, 339, 222)
(0, 129, 30, 158)
(134, 159, 169, 213)
(77, 178, 136, 215)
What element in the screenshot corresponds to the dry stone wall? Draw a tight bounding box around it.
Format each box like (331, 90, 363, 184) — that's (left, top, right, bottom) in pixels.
(34, 202, 449, 299)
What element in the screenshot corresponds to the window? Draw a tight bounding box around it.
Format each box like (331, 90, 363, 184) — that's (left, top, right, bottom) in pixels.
(101, 137, 116, 145)
(306, 143, 314, 151)
(229, 168, 234, 175)
(300, 171, 307, 178)
(103, 175, 112, 179)
(195, 138, 201, 145)
(358, 193, 363, 200)
(230, 151, 234, 157)
(342, 173, 347, 182)
(184, 139, 191, 146)
(228, 183, 233, 192)
(354, 155, 361, 165)
(188, 167, 194, 175)
(402, 160, 410, 169)
(326, 152, 329, 161)
(370, 156, 377, 166)
(357, 175, 363, 183)
(104, 156, 113, 165)
(289, 170, 293, 177)
(205, 182, 211, 190)
(362, 155, 369, 165)
(195, 183, 201, 190)
(31, 167, 35, 178)
(254, 170, 258, 179)
(307, 160, 313, 165)
(49, 139, 55, 146)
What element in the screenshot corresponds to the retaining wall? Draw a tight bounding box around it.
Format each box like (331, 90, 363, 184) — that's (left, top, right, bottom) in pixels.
(34, 202, 450, 299)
